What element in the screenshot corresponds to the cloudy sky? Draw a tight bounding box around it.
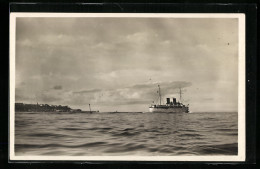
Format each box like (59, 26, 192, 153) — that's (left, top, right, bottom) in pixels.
(15, 17, 238, 112)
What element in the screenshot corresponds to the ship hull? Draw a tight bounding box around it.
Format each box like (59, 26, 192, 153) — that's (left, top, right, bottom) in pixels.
(149, 107, 189, 113)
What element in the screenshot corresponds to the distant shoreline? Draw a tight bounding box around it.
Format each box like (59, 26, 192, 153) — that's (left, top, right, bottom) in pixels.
(15, 103, 82, 112)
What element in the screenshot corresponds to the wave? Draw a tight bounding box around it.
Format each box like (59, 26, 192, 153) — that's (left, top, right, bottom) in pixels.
(111, 131, 140, 137)
(15, 111, 238, 156)
(27, 133, 71, 138)
(16, 141, 108, 149)
(179, 133, 203, 137)
(194, 143, 238, 155)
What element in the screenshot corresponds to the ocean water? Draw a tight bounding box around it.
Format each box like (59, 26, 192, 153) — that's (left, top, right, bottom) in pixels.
(15, 112, 238, 156)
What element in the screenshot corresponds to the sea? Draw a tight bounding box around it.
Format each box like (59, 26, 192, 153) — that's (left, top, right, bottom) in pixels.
(15, 112, 238, 156)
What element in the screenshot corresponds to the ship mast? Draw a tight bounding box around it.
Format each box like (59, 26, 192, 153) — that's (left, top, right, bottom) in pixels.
(89, 104, 92, 113)
(179, 88, 183, 102)
(158, 85, 161, 105)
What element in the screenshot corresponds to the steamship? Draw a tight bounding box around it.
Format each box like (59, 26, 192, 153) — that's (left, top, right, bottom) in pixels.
(149, 85, 189, 113)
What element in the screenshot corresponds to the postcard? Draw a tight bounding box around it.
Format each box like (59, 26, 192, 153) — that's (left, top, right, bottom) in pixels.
(9, 13, 245, 161)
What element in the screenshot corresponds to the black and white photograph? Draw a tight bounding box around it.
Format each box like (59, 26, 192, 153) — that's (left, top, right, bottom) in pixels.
(9, 13, 245, 161)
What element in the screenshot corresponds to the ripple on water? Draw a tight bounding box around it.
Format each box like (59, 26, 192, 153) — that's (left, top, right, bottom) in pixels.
(15, 112, 238, 156)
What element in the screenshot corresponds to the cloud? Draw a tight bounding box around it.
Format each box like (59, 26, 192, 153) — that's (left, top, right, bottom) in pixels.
(53, 85, 62, 90)
(15, 92, 35, 102)
(39, 94, 61, 102)
(73, 88, 102, 94)
(70, 81, 192, 107)
(202, 98, 214, 101)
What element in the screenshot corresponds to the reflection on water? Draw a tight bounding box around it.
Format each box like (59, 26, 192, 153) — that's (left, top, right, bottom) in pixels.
(15, 112, 238, 156)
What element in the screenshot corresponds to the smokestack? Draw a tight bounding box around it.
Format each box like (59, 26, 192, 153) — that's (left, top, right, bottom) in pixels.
(173, 98, 176, 105)
(166, 98, 170, 104)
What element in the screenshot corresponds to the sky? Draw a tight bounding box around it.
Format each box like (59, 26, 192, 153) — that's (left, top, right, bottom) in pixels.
(15, 17, 238, 112)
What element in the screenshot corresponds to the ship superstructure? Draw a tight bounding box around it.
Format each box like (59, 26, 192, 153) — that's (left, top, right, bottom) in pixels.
(149, 85, 189, 113)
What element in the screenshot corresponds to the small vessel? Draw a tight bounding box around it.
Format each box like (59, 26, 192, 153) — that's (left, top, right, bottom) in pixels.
(149, 85, 189, 113)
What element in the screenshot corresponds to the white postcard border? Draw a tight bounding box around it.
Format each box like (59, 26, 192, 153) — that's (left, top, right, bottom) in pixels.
(9, 13, 245, 161)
